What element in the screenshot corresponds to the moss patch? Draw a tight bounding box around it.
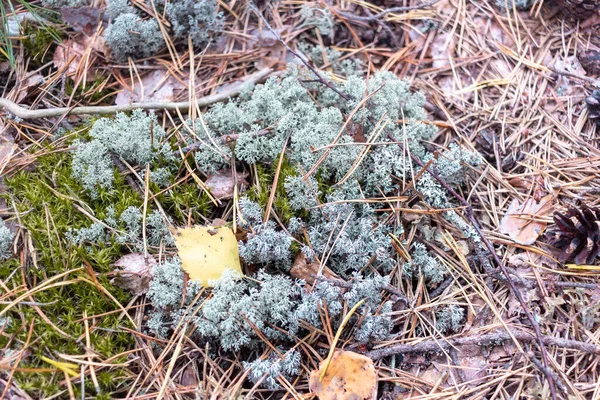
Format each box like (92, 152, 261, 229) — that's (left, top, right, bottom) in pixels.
(0, 151, 138, 398)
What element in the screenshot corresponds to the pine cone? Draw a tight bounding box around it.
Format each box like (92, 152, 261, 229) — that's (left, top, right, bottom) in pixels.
(556, 0, 600, 19)
(585, 90, 600, 125)
(475, 130, 524, 172)
(547, 203, 600, 264)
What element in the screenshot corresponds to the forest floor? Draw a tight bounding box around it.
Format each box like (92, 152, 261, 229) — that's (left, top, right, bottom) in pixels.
(2, 0, 600, 399)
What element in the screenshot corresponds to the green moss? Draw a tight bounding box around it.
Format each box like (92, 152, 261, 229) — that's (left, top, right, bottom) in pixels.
(153, 178, 213, 224)
(65, 75, 114, 104)
(247, 155, 301, 224)
(22, 24, 61, 66)
(0, 150, 140, 398)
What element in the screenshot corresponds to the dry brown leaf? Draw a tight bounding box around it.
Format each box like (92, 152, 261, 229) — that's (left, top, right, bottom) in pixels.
(289, 252, 342, 285)
(111, 253, 156, 295)
(60, 7, 103, 35)
(250, 27, 295, 71)
(115, 70, 186, 105)
(205, 169, 248, 199)
(309, 350, 377, 400)
(500, 194, 553, 245)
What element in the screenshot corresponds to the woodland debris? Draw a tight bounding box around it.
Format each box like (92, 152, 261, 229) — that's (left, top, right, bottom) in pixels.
(289, 252, 342, 285)
(112, 253, 156, 295)
(500, 195, 553, 245)
(309, 350, 377, 400)
(547, 203, 600, 264)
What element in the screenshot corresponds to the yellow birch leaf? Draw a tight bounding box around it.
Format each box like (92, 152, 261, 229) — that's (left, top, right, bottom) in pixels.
(168, 225, 242, 287)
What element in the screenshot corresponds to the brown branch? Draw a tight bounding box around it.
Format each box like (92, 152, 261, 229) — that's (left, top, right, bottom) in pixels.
(366, 329, 600, 360)
(0, 68, 273, 120)
(337, 0, 443, 22)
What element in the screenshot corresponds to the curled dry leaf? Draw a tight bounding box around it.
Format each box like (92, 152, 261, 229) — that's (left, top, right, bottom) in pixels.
(205, 169, 248, 199)
(115, 70, 186, 105)
(289, 252, 342, 285)
(169, 225, 242, 287)
(309, 350, 377, 400)
(112, 253, 156, 295)
(500, 194, 553, 245)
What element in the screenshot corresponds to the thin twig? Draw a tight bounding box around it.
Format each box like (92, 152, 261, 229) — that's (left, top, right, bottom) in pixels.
(547, 66, 600, 89)
(0, 68, 273, 120)
(337, 0, 443, 22)
(366, 329, 600, 360)
(248, 2, 352, 101)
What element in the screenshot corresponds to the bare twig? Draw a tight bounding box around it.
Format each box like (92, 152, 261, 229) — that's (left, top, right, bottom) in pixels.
(337, 0, 443, 22)
(248, 2, 352, 101)
(366, 329, 600, 360)
(0, 68, 273, 120)
(547, 66, 600, 89)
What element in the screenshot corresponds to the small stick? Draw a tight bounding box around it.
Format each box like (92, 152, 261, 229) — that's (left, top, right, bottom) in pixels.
(366, 329, 600, 360)
(0, 68, 272, 120)
(365, 329, 600, 360)
(248, 2, 352, 101)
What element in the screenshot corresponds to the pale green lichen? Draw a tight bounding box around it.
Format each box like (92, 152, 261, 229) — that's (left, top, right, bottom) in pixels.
(105, 13, 164, 61)
(0, 220, 14, 260)
(166, 0, 223, 47)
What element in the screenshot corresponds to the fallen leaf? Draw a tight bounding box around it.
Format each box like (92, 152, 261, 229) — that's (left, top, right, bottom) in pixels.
(309, 350, 377, 400)
(289, 252, 342, 285)
(429, 32, 455, 70)
(111, 253, 156, 295)
(205, 169, 248, 199)
(553, 56, 587, 96)
(115, 70, 186, 105)
(500, 194, 553, 245)
(60, 6, 103, 35)
(169, 225, 243, 287)
(249, 27, 295, 71)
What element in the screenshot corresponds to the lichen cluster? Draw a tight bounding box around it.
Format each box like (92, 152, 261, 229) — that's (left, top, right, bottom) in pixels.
(104, 0, 223, 61)
(142, 64, 480, 387)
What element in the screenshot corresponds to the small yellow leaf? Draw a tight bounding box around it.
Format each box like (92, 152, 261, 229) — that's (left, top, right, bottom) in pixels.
(169, 225, 242, 287)
(309, 350, 377, 400)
